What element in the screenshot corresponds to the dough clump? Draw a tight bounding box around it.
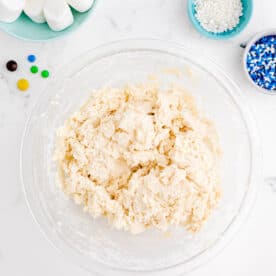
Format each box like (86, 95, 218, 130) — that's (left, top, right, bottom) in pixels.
(55, 84, 221, 234)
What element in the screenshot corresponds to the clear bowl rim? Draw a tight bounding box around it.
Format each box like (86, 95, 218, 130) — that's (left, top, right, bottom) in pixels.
(20, 38, 262, 275)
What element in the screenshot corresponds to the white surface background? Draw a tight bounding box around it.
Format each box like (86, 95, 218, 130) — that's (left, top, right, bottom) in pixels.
(0, 1, 276, 275)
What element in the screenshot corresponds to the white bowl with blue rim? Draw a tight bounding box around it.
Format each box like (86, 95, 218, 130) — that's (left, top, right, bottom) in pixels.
(0, 0, 97, 41)
(187, 0, 253, 39)
(242, 29, 276, 94)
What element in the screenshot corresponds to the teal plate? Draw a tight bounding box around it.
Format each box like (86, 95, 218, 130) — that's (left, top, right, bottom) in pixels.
(0, 0, 97, 41)
(187, 0, 253, 39)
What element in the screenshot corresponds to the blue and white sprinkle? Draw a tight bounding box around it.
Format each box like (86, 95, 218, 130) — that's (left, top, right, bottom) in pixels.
(246, 35, 276, 91)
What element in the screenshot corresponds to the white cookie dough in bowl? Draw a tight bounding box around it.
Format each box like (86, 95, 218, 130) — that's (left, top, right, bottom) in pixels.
(55, 84, 221, 234)
(21, 40, 261, 276)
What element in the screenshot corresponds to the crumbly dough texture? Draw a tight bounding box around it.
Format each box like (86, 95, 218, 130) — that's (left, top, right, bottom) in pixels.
(55, 84, 221, 234)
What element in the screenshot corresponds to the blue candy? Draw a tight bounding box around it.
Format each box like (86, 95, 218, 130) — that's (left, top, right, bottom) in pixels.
(27, 54, 36, 63)
(246, 35, 276, 91)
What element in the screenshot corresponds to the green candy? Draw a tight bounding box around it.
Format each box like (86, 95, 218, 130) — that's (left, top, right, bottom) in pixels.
(30, 65, 38, 74)
(41, 70, 50, 78)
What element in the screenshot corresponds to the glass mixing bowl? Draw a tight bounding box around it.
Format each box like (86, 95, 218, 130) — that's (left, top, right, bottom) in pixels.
(20, 39, 261, 275)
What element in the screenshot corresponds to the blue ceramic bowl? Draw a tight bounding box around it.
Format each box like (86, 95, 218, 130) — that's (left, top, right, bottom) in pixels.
(187, 0, 253, 39)
(0, 0, 97, 41)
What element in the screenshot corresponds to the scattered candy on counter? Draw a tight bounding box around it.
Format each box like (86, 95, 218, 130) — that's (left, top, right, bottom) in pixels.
(5, 55, 50, 92)
(30, 65, 39, 74)
(17, 78, 29, 92)
(246, 35, 276, 91)
(6, 60, 18, 72)
(28, 54, 36, 63)
(41, 69, 50, 78)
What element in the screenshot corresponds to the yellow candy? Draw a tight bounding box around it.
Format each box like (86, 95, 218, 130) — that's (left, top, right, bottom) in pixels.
(17, 79, 29, 91)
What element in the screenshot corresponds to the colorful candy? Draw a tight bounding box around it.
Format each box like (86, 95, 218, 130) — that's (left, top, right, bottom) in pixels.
(27, 54, 36, 63)
(246, 35, 276, 91)
(5, 55, 50, 92)
(41, 69, 50, 78)
(17, 79, 29, 91)
(6, 60, 17, 72)
(30, 65, 39, 74)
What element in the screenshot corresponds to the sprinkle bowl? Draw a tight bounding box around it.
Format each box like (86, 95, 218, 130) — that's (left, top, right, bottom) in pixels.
(187, 0, 253, 40)
(242, 29, 276, 95)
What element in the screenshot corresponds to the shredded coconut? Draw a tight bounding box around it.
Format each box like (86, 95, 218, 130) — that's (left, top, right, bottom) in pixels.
(55, 84, 221, 234)
(194, 0, 243, 33)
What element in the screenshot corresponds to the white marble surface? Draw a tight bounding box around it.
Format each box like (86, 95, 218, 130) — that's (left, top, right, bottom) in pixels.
(0, 0, 276, 275)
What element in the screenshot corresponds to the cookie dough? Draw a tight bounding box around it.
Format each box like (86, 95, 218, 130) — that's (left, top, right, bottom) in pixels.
(55, 84, 221, 234)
